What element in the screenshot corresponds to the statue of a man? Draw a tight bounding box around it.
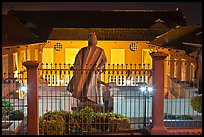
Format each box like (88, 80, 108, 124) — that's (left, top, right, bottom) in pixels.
(67, 32, 107, 108)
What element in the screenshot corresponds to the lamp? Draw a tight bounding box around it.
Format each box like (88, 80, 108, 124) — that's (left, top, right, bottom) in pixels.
(140, 85, 153, 127)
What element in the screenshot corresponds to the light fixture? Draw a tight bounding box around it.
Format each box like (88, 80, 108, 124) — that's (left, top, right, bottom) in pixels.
(140, 85, 153, 93)
(140, 86, 146, 92)
(21, 85, 27, 94)
(147, 86, 153, 92)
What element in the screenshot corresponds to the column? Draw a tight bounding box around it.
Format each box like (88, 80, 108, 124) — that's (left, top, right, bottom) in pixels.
(185, 57, 191, 82)
(150, 52, 168, 135)
(176, 55, 182, 81)
(23, 61, 40, 135)
(169, 54, 174, 78)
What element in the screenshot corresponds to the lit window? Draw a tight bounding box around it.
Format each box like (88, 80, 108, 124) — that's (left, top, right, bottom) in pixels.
(65, 48, 80, 65)
(111, 49, 125, 64)
(142, 49, 152, 69)
(42, 48, 54, 69)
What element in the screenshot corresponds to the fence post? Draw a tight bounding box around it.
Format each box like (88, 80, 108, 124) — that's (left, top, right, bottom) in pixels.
(150, 52, 168, 135)
(23, 61, 40, 135)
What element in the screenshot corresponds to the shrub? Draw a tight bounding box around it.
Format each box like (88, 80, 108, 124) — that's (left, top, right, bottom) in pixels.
(2, 99, 14, 116)
(39, 107, 131, 135)
(190, 95, 202, 113)
(164, 113, 193, 120)
(39, 110, 66, 135)
(9, 110, 24, 120)
(2, 99, 24, 120)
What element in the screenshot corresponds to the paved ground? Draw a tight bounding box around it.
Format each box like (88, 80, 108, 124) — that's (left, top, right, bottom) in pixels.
(167, 128, 202, 135)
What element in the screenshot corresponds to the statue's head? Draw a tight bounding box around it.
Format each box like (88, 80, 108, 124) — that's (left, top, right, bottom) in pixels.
(88, 32, 97, 46)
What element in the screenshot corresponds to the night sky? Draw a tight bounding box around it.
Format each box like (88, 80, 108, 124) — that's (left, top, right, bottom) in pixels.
(2, 2, 202, 25)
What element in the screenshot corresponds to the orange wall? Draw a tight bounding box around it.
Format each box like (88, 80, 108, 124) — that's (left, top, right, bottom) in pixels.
(44, 40, 151, 65)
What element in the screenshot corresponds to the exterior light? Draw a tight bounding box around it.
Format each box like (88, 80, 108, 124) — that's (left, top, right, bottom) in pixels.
(147, 86, 153, 92)
(141, 85, 153, 127)
(21, 86, 27, 94)
(140, 86, 146, 92)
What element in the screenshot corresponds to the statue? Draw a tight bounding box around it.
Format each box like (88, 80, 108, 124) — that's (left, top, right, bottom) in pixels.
(67, 32, 108, 111)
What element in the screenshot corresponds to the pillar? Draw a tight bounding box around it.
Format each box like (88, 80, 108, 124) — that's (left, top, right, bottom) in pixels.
(23, 61, 40, 135)
(150, 52, 168, 135)
(176, 55, 182, 81)
(185, 59, 191, 82)
(169, 54, 174, 78)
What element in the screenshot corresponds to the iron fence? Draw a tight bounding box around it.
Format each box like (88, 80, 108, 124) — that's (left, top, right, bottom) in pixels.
(2, 59, 202, 135)
(2, 72, 28, 135)
(164, 58, 202, 129)
(37, 63, 153, 135)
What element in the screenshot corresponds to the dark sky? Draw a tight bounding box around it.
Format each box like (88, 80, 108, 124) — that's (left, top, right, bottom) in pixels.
(2, 2, 202, 25)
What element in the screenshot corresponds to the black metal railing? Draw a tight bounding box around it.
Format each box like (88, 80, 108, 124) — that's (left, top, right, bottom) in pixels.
(37, 63, 153, 135)
(2, 72, 28, 135)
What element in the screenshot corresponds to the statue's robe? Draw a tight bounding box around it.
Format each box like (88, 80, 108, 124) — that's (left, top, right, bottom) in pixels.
(67, 45, 107, 104)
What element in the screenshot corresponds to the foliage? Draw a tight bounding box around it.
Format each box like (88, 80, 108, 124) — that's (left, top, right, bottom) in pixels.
(164, 113, 193, 120)
(190, 95, 202, 113)
(2, 99, 24, 120)
(9, 110, 24, 120)
(39, 110, 66, 135)
(39, 106, 131, 135)
(2, 99, 14, 116)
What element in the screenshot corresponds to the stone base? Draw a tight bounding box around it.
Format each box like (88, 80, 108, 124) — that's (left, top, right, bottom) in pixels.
(150, 126, 168, 135)
(72, 101, 104, 112)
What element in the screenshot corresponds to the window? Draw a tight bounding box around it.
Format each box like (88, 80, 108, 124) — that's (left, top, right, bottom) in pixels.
(42, 48, 54, 69)
(2, 54, 8, 78)
(129, 43, 138, 51)
(21, 50, 26, 63)
(54, 42, 62, 51)
(35, 49, 38, 61)
(13, 52, 18, 78)
(65, 48, 80, 65)
(111, 49, 125, 65)
(26, 49, 31, 61)
(142, 49, 152, 69)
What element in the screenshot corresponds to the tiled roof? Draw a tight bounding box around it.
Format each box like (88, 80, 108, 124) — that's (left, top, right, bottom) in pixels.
(48, 28, 170, 41)
(8, 10, 186, 29)
(149, 25, 202, 54)
(2, 15, 44, 47)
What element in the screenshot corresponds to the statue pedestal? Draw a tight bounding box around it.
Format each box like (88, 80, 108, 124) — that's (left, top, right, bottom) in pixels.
(72, 101, 104, 112)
